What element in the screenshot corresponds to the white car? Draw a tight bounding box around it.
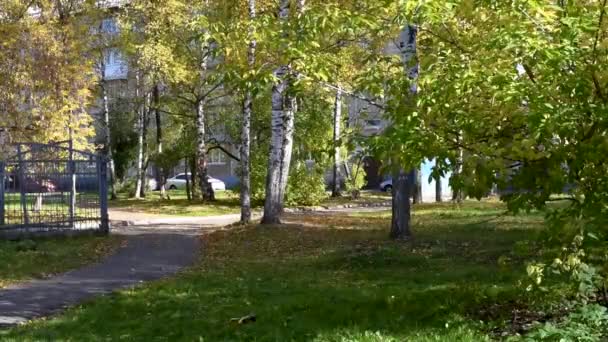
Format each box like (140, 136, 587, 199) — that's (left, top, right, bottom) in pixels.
(166, 173, 226, 191)
(380, 178, 393, 193)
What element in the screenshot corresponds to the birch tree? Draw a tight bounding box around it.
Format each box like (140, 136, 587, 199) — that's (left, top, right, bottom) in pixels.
(262, 0, 292, 224)
(134, 71, 146, 199)
(99, 56, 118, 200)
(239, 0, 257, 223)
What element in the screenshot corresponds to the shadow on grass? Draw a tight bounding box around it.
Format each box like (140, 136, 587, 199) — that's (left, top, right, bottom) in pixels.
(3, 206, 545, 341)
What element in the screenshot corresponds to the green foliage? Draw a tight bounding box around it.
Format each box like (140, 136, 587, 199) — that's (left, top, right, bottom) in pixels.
(248, 145, 270, 204)
(109, 106, 138, 182)
(522, 304, 608, 342)
(15, 240, 37, 252)
(285, 162, 328, 207)
(344, 155, 367, 199)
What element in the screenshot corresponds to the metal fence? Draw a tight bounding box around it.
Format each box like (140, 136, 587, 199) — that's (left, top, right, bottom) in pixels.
(0, 142, 109, 238)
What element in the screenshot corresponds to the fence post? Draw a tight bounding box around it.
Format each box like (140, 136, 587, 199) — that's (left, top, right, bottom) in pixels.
(0, 161, 4, 226)
(68, 139, 76, 228)
(98, 155, 109, 234)
(16, 145, 29, 225)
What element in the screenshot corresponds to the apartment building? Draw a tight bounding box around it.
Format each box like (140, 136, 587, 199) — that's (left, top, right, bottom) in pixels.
(91, 1, 240, 188)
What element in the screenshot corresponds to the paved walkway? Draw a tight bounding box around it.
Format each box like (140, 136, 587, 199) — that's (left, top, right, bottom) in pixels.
(0, 212, 250, 327)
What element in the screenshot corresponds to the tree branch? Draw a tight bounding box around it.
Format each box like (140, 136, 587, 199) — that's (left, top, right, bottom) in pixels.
(207, 145, 240, 162)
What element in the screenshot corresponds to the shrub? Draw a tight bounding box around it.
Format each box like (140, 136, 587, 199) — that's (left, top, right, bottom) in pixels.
(344, 156, 367, 199)
(285, 162, 327, 207)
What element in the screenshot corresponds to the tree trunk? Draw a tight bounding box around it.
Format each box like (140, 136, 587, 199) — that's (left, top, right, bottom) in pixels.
(262, 67, 289, 224)
(195, 36, 214, 202)
(196, 99, 215, 201)
(100, 78, 117, 200)
(185, 158, 191, 201)
(139, 92, 150, 198)
(452, 134, 464, 203)
(390, 169, 414, 239)
(240, 0, 256, 224)
(262, 0, 291, 225)
(277, 94, 295, 210)
(391, 24, 418, 240)
(154, 85, 166, 199)
(134, 72, 145, 199)
(332, 87, 342, 197)
(435, 172, 442, 202)
(190, 155, 200, 200)
(413, 167, 422, 204)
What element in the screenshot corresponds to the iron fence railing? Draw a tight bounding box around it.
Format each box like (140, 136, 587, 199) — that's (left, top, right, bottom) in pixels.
(0, 142, 108, 237)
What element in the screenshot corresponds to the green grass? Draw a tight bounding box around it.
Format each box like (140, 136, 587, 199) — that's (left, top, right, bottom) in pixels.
(0, 235, 122, 288)
(4, 202, 552, 341)
(110, 189, 391, 217)
(109, 190, 241, 216)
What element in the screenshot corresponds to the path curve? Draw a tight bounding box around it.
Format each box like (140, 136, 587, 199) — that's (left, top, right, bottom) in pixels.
(0, 233, 200, 327)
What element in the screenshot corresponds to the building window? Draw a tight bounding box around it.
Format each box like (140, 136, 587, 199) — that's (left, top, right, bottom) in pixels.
(101, 18, 118, 34)
(103, 48, 128, 80)
(209, 149, 227, 165)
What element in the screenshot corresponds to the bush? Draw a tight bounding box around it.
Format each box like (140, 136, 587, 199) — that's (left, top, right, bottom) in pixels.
(522, 304, 608, 341)
(116, 177, 153, 197)
(344, 158, 367, 199)
(285, 163, 327, 207)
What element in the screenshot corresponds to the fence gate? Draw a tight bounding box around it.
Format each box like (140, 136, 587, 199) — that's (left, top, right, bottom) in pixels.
(0, 142, 109, 237)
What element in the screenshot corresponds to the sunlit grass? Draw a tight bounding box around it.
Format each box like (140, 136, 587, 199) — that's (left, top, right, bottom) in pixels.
(110, 189, 393, 216)
(4, 202, 551, 341)
(109, 189, 241, 216)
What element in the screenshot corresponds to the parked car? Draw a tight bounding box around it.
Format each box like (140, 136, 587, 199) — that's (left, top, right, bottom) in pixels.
(19, 177, 58, 193)
(166, 173, 226, 191)
(380, 178, 392, 193)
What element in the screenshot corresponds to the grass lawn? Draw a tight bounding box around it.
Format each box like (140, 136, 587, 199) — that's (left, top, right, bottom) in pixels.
(109, 190, 241, 216)
(110, 189, 391, 216)
(4, 201, 557, 341)
(312, 190, 391, 208)
(0, 235, 122, 288)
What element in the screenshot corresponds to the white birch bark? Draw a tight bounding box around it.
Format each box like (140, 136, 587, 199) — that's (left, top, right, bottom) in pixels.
(196, 42, 214, 201)
(262, 0, 291, 224)
(240, 0, 256, 223)
(100, 63, 117, 200)
(139, 91, 150, 198)
(134, 71, 145, 199)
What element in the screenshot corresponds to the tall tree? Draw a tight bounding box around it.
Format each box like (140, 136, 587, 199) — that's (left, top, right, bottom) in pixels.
(240, 0, 256, 223)
(99, 56, 118, 200)
(153, 85, 166, 199)
(262, 0, 292, 224)
(134, 71, 147, 199)
(390, 24, 419, 240)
